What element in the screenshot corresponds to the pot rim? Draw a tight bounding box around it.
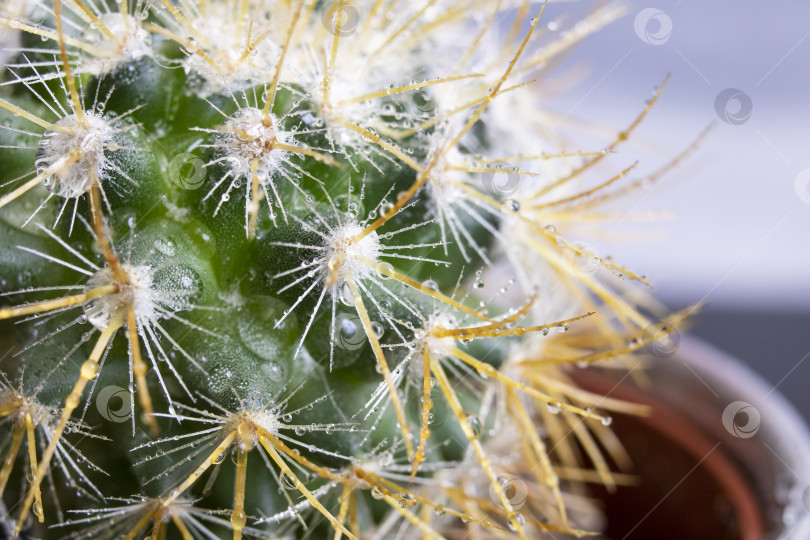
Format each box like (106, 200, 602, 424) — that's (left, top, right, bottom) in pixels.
(674, 337, 810, 538)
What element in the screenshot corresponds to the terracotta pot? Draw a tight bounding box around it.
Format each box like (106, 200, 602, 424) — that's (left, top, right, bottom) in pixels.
(571, 337, 810, 540)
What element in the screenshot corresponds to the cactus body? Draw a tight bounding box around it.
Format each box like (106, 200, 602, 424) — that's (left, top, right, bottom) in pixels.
(0, 1, 693, 539)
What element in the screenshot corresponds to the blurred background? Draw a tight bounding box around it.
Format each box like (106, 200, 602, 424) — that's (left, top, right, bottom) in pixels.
(539, 1, 810, 420)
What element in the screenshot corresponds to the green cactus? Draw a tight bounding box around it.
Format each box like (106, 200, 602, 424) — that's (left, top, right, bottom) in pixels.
(0, 1, 695, 538)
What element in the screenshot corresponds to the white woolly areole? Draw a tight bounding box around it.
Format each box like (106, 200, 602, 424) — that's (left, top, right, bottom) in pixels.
(407, 313, 458, 381)
(83, 264, 162, 331)
(85, 14, 152, 68)
(422, 312, 458, 360)
(0, 389, 50, 427)
(324, 222, 381, 291)
(224, 410, 281, 449)
(219, 107, 291, 176)
(36, 113, 113, 199)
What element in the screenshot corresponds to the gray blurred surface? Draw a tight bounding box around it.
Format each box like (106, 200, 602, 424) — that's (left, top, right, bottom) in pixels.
(690, 308, 810, 423)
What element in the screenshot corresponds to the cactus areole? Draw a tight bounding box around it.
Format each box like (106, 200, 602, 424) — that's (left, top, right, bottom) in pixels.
(0, 1, 695, 539)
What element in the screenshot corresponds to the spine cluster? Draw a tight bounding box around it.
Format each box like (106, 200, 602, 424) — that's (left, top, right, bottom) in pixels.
(0, 1, 696, 539)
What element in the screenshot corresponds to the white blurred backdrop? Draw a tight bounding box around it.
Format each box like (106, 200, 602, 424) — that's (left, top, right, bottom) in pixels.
(539, 0, 810, 310)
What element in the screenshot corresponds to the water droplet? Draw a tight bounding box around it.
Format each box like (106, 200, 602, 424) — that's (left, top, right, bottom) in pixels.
(154, 239, 175, 256)
(421, 279, 438, 291)
(546, 402, 562, 414)
(376, 261, 394, 278)
(503, 199, 520, 212)
(339, 283, 354, 306)
(33, 500, 43, 519)
(465, 412, 482, 439)
(280, 472, 297, 490)
(371, 321, 384, 338)
(507, 512, 525, 531)
(230, 509, 247, 529)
